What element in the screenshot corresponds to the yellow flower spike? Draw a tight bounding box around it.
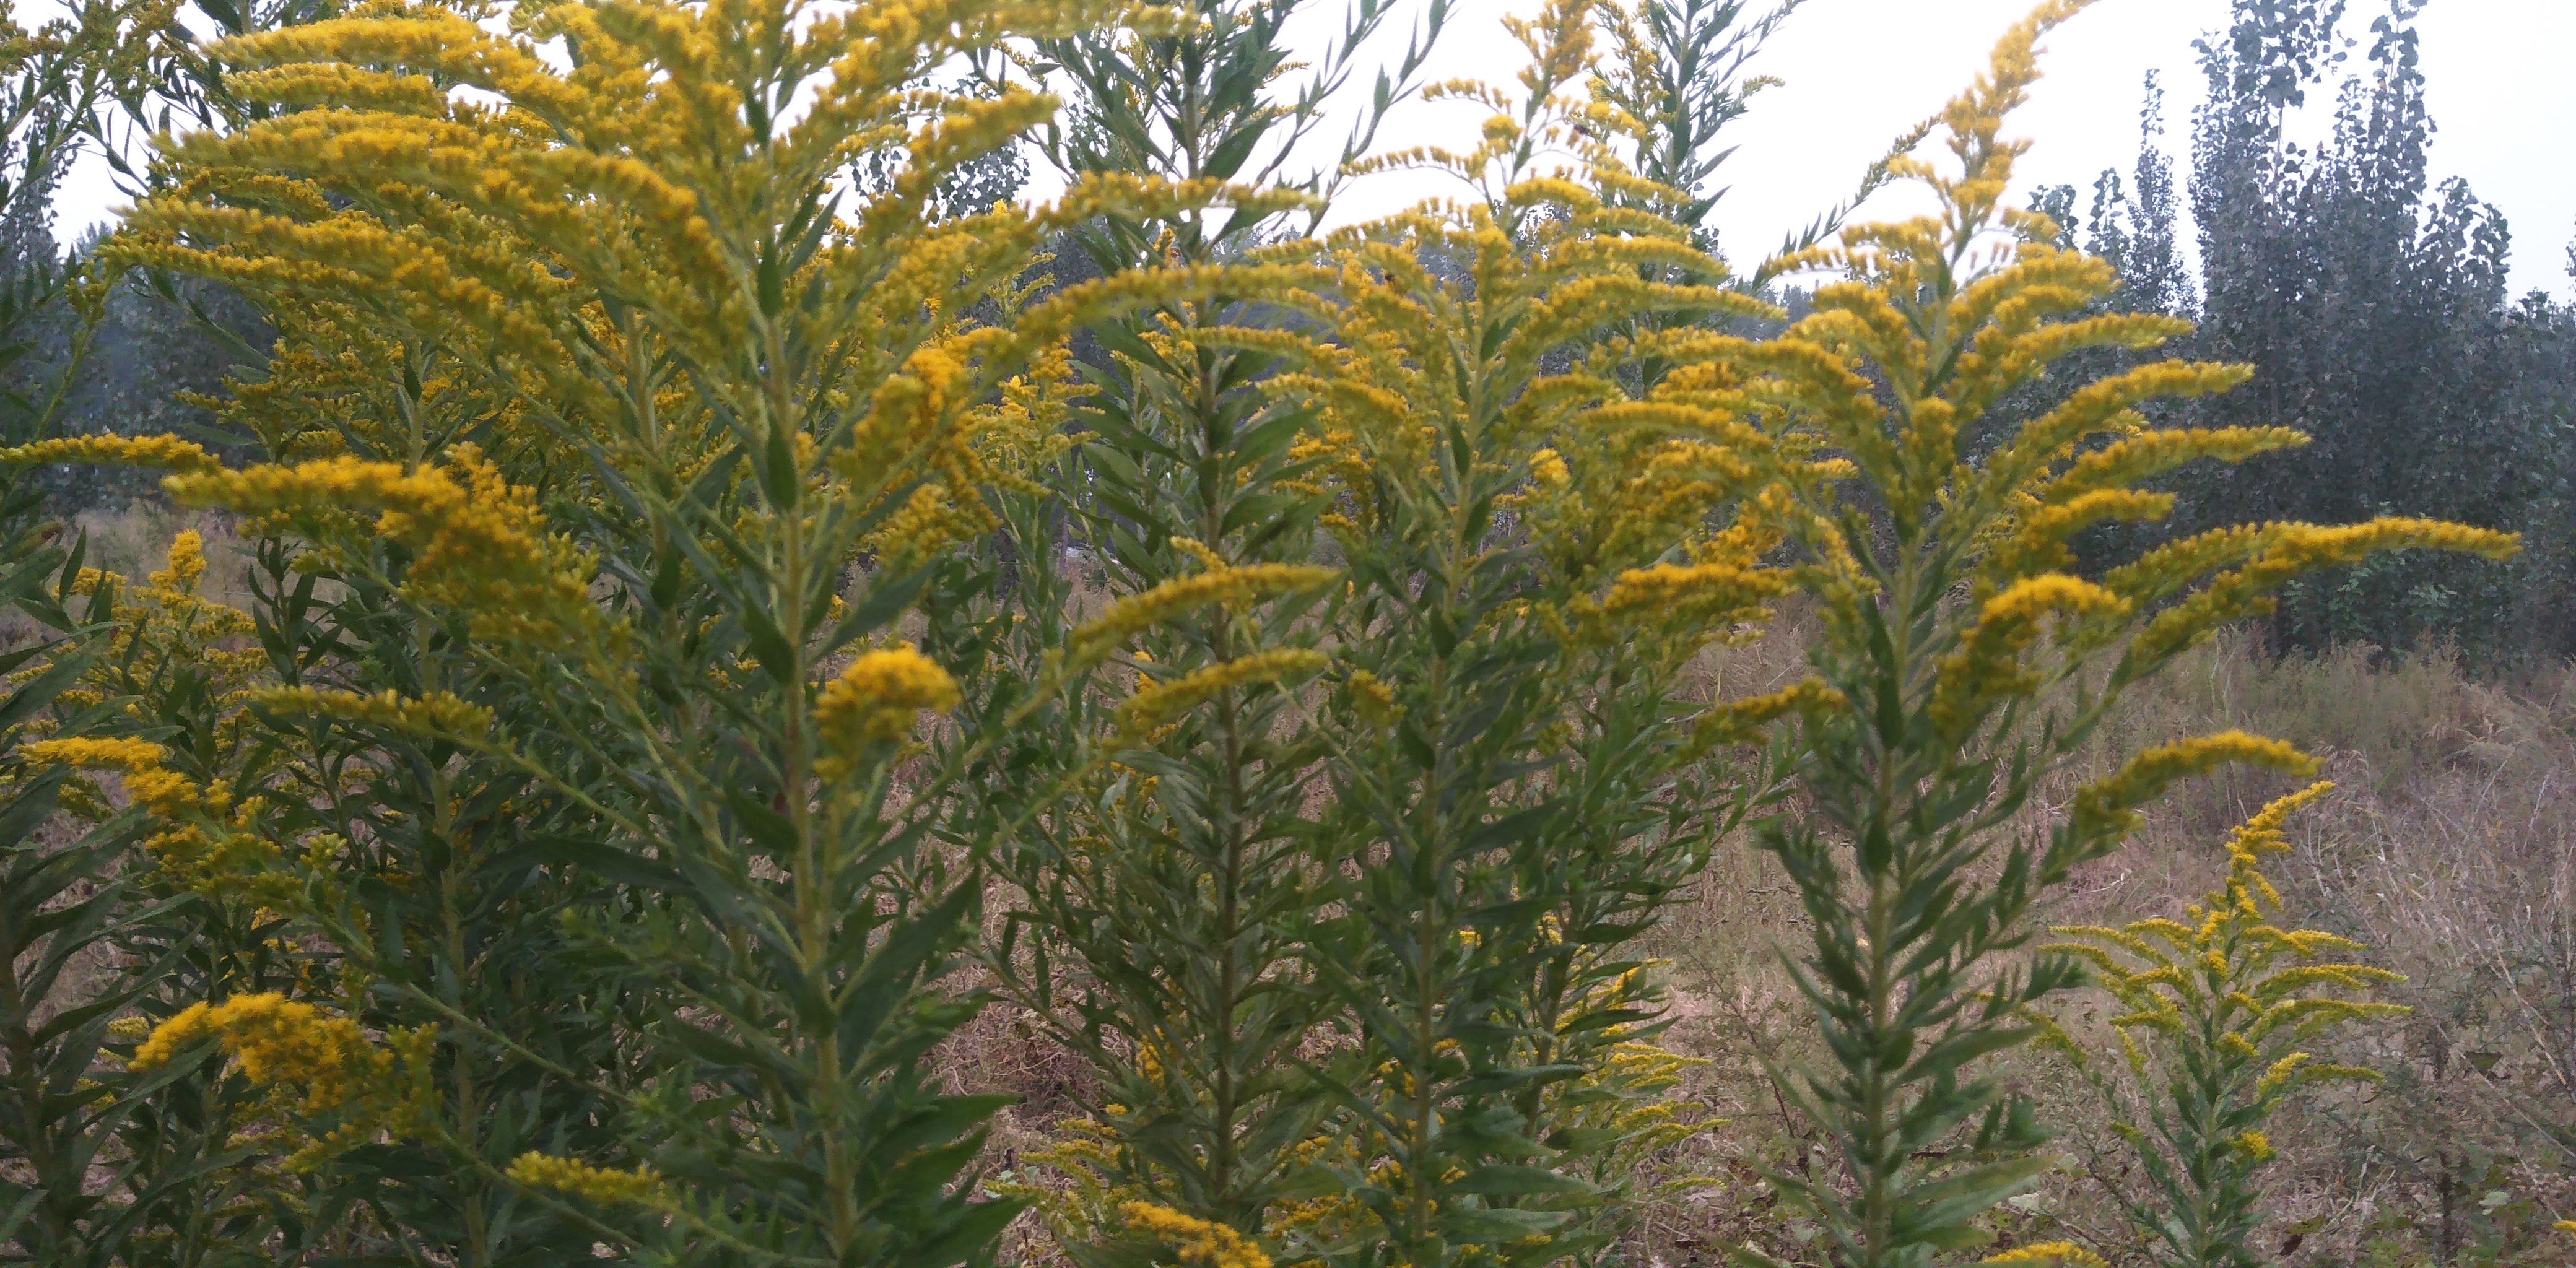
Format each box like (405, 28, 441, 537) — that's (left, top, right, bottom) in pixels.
(19, 736, 170, 773)
(506, 1151, 670, 1207)
(251, 686, 494, 739)
(2067, 731, 2316, 844)
(1063, 564, 1338, 669)
(2119, 516, 2518, 662)
(1928, 573, 2131, 737)
(163, 446, 597, 647)
(129, 994, 430, 1166)
(155, 531, 211, 593)
(0, 433, 225, 474)
(1600, 560, 1794, 625)
(1684, 677, 1847, 755)
(1118, 650, 1327, 737)
(1345, 669, 1403, 728)
(1167, 536, 1229, 572)
(2252, 1051, 2312, 1101)
(1119, 1201, 1272, 1268)
(1981, 1243, 2109, 1268)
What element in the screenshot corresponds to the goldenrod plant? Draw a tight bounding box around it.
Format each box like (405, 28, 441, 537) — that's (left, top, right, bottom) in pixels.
(1699, 3, 2513, 1266)
(967, 0, 1451, 1249)
(4, 0, 1221, 1263)
(978, 1, 1824, 1259)
(1238, 4, 1815, 1261)
(0, 439, 178, 1267)
(1588, 0, 1801, 248)
(0, 526, 344, 1264)
(2046, 783, 2405, 1268)
(0, 0, 2541, 1262)
(0, 7, 314, 1248)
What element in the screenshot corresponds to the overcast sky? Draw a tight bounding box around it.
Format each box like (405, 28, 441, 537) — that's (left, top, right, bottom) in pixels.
(1314, 0, 2576, 299)
(51, 0, 2575, 299)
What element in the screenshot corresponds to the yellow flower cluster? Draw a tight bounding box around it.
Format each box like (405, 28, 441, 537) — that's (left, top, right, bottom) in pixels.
(251, 686, 494, 739)
(133, 791, 283, 898)
(983, 1116, 1153, 1251)
(20, 722, 284, 898)
(813, 646, 960, 775)
(1118, 649, 1328, 736)
(1599, 560, 1793, 627)
(1345, 669, 1403, 728)
(1930, 573, 2130, 738)
(164, 446, 596, 646)
(505, 1151, 669, 1206)
(0, 433, 225, 474)
(20, 531, 267, 742)
(160, 531, 211, 588)
(131, 994, 393, 1114)
(129, 993, 431, 1168)
(1118, 1201, 1272, 1268)
(1539, 1038, 1712, 1168)
(860, 480, 985, 571)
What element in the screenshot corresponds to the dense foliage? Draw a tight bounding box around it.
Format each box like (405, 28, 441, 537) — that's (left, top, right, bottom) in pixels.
(2027, 0, 2576, 661)
(0, 0, 2549, 1266)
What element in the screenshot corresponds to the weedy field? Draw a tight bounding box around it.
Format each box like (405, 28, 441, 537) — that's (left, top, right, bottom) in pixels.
(1677, 631, 2576, 1267)
(0, 0, 2567, 1264)
(54, 525, 2570, 1267)
(912, 603, 2576, 1267)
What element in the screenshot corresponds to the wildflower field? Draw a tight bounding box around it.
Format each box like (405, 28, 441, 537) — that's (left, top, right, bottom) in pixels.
(0, 0, 2568, 1264)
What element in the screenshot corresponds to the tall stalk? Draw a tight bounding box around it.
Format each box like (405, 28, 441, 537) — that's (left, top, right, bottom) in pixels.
(1714, 5, 2513, 1264)
(979, 0, 1447, 1241)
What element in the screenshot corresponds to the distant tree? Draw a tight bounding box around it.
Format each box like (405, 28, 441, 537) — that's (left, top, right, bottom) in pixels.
(2087, 71, 2193, 320)
(2165, 0, 2576, 658)
(848, 81, 1031, 220)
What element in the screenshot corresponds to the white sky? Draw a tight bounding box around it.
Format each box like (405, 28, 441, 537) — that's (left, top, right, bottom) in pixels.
(52, 0, 2576, 299)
